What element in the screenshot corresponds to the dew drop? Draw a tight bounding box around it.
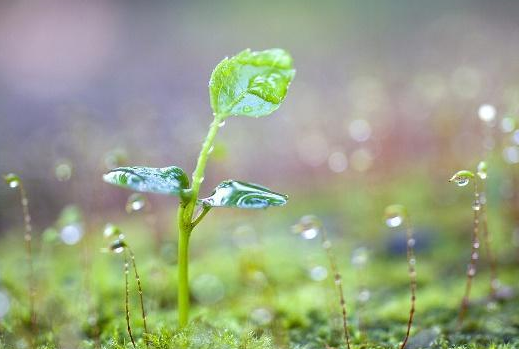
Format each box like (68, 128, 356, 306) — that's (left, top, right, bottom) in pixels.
(386, 215, 403, 227)
(477, 161, 488, 180)
(309, 266, 328, 281)
(292, 215, 321, 240)
(55, 161, 72, 181)
(478, 104, 496, 123)
(208, 145, 214, 154)
(456, 177, 470, 186)
(125, 193, 146, 213)
(473, 241, 480, 249)
(250, 308, 273, 326)
(60, 224, 84, 245)
(242, 106, 253, 113)
(4, 173, 20, 188)
(191, 274, 225, 305)
(472, 200, 481, 211)
(110, 239, 126, 254)
(351, 247, 369, 267)
(467, 266, 476, 276)
(103, 223, 121, 238)
(501, 117, 515, 133)
(218, 121, 226, 127)
(357, 289, 370, 303)
(408, 238, 416, 247)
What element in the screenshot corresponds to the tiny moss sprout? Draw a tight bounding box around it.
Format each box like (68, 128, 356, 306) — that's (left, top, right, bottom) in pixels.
(449, 169, 480, 329)
(103, 48, 295, 327)
(293, 215, 351, 349)
(384, 204, 416, 349)
(3, 173, 37, 335)
(103, 224, 148, 348)
(450, 163, 501, 329)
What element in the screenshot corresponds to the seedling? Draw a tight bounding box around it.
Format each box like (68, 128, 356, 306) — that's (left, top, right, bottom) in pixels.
(293, 215, 351, 349)
(103, 48, 295, 327)
(103, 224, 148, 347)
(384, 204, 416, 349)
(3, 173, 37, 334)
(449, 169, 480, 328)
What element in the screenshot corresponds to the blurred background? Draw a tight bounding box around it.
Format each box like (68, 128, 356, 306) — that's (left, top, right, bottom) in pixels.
(1, 0, 519, 236)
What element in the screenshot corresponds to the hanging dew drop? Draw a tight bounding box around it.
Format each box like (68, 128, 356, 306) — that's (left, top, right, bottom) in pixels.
(292, 215, 321, 240)
(472, 200, 481, 211)
(103, 223, 121, 238)
(4, 173, 20, 188)
(386, 215, 403, 227)
(126, 193, 146, 213)
(456, 177, 469, 186)
(110, 239, 126, 254)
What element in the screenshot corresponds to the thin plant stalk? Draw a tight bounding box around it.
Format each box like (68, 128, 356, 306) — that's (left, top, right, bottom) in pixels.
(457, 180, 481, 329)
(321, 229, 351, 349)
(479, 183, 499, 297)
(176, 116, 221, 327)
(127, 247, 148, 342)
(15, 180, 37, 334)
(400, 216, 417, 349)
(124, 251, 136, 348)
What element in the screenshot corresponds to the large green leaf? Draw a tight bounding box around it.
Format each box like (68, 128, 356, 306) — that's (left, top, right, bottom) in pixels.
(200, 180, 288, 209)
(103, 166, 189, 196)
(209, 48, 295, 118)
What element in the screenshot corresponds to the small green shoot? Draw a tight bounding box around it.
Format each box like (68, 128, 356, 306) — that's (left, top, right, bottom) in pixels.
(103, 48, 295, 327)
(3, 173, 37, 335)
(384, 204, 417, 349)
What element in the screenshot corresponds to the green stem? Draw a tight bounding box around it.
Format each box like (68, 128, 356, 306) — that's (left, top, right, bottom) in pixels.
(187, 115, 224, 217)
(177, 204, 192, 328)
(176, 115, 223, 327)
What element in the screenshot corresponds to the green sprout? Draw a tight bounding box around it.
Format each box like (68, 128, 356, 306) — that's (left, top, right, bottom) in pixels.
(384, 204, 417, 349)
(103, 48, 295, 327)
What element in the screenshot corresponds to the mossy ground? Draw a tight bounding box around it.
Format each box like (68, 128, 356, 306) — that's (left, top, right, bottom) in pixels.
(0, 172, 518, 348)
